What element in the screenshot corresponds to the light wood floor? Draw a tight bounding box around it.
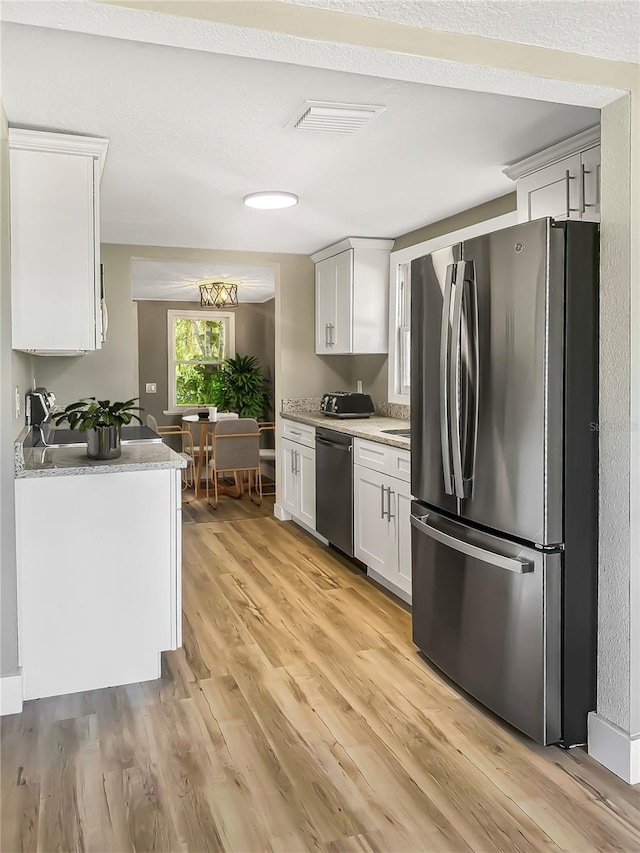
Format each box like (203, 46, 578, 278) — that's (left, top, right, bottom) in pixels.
(2, 502, 640, 852)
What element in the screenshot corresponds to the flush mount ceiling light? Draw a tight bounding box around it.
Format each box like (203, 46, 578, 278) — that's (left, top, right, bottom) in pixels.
(198, 280, 239, 309)
(243, 191, 299, 210)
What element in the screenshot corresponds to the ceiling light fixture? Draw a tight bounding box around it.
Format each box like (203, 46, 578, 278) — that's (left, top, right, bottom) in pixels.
(198, 280, 239, 309)
(243, 191, 298, 210)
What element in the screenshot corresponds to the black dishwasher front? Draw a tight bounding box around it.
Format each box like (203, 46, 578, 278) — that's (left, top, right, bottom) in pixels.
(315, 427, 353, 556)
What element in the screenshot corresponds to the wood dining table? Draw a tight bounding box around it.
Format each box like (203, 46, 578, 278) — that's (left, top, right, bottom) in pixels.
(182, 412, 239, 498)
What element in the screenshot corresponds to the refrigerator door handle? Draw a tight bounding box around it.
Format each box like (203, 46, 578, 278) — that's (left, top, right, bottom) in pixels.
(439, 263, 455, 495)
(410, 513, 533, 574)
(450, 261, 466, 499)
(464, 261, 480, 498)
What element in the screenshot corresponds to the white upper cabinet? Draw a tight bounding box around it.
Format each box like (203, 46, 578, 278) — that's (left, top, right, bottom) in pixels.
(312, 237, 393, 355)
(9, 129, 109, 355)
(504, 126, 600, 225)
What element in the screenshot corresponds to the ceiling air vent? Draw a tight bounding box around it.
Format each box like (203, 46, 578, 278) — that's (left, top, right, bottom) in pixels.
(291, 101, 386, 134)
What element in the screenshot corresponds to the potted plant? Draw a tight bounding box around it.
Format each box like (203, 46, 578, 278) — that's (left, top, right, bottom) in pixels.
(211, 354, 271, 419)
(53, 398, 143, 460)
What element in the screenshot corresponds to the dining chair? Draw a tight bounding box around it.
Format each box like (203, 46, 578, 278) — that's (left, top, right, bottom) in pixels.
(258, 421, 276, 496)
(205, 418, 262, 509)
(146, 414, 196, 493)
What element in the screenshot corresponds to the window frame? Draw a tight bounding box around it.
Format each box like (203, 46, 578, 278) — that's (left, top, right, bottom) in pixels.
(167, 309, 236, 412)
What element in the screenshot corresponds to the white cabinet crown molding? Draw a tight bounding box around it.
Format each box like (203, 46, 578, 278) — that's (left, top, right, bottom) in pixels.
(503, 125, 600, 181)
(8, 128, 109, 180)
(311, 236, 394, 263)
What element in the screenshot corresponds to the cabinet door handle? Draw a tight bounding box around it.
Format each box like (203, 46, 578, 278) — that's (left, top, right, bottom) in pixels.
(581, 163, 594, 212)
(380, 483, 386, 519)
(328, 323, 334, 346)
(294, 450, 299, 476)
(387, 488, 395, 523)
(325, 323, 329, 347)
(565, 170, 579, 218)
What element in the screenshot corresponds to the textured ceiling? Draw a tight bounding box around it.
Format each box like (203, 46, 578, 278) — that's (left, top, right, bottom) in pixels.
(1, 1, 619, 110)
(2, 22, 599, 253)
(284, 0, 640, 64)
(132, 259, 276, 302)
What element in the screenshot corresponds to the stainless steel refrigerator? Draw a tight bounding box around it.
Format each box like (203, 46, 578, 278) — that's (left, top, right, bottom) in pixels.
(410, 218, 598, 747)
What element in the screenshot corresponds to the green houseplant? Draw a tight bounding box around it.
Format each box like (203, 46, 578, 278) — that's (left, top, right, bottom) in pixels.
(211, 354, 271, 419)
(53, 398, 143, 460)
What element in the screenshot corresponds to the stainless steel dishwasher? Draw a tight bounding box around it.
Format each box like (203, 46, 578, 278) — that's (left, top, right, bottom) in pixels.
(315, 427, 354, 556)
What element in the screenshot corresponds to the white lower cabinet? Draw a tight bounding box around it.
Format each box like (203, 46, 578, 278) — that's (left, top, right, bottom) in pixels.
(354, 439, 412, 601)
(354, 466, 395, 574)
(281, 436, 316, 529)
(15, 468, 182, 701)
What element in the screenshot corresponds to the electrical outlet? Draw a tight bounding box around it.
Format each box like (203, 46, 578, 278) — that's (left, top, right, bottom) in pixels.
(145, 382, 157, 394)
(15, 386, 20, 420)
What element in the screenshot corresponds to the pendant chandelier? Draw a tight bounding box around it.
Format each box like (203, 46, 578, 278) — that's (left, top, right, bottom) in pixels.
(198, 280, 239, 309)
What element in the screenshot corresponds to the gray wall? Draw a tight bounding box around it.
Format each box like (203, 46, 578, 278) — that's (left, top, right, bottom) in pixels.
(137, 298, 276, 426)
(393, 192, 517, 251)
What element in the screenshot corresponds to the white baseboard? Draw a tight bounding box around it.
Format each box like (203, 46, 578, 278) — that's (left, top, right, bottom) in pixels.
(0, 672, 23, 716)
(588, 712, 640, 785)
(274, 503, 292, 521)
(367, 568, 412, 606)
(273, 506, 329, 544)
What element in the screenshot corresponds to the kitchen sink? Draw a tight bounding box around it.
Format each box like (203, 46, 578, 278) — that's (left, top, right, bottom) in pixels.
(381, 428, 411, 438)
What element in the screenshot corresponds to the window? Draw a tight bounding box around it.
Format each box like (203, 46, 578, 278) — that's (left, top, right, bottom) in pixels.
(167, 310, 236, 410)
(397, 263, 411, 396)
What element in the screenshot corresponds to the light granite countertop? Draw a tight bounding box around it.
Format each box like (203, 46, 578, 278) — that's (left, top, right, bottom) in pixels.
(281, 411, 410, 450)
(17, 442, 187, 479)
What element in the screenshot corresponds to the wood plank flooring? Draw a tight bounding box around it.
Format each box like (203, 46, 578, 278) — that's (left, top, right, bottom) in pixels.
(2, 502, 640, 852)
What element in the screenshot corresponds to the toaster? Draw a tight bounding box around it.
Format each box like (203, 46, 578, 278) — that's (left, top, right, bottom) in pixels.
(320, 392, 375, 419)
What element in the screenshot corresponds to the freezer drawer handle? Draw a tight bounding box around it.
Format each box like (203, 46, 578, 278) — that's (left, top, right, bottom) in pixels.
(410, 514, 533, 574)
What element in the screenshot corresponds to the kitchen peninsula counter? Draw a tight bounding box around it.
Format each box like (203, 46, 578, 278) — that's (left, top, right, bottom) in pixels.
(17, 442, 186, 479)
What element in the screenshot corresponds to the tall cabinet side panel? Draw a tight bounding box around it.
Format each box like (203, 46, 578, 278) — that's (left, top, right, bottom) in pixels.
(560, 220, 599, 747)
